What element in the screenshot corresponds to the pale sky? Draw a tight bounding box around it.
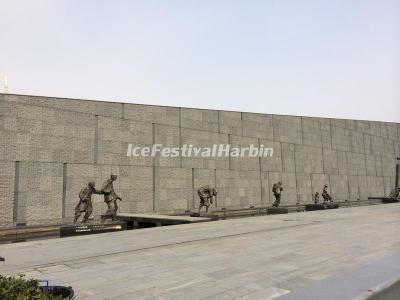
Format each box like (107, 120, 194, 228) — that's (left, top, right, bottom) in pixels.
(0, 0, 399, 122)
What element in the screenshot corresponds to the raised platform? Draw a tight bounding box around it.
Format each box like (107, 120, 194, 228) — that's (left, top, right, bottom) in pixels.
(0, 225, 59, 243)
(266, 207, 289, 214)
(116, 213, 211, 229)
(305, 203, 339, 211)
(382, 198, 400, 204)
(368, 197, 400, 204)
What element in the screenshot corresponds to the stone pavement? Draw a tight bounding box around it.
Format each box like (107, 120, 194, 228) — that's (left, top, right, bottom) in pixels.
(1, 204, 400, 300)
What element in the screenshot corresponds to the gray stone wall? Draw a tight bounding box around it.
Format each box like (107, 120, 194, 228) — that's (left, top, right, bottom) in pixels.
(0, 93, 399, 227)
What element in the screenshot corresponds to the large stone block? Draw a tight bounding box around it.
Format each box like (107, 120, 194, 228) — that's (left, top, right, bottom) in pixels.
(386, 123, 398, 140)
(345, 152, 366, 176)
(154, 124, 180, 168)
(337, 150, 348, 175)
(294, 144, 323, 174)
(272, 115, 302, 145)
(98, 116, 153, 166)
(397, 124, 400, 140)
(383, 139, 395, 158)
(329, 174, 349, 201)
(381, 157, 396, 177)
(358, 176, 384, 199)
(347, 175, 359, 200)
(219, 111, 242, 136)
(350, 131, 365, 154)
(355, 120, 371, 134)
(323, 148, 339, 175)
(124, 103, 180, 126)
(369, 121, 381, 137)
(18, 162, 63, 224)
(302, 117, 322, 148)
(181, 108, 219, 132)
(281, 143, 295, 173)
(319, 118, 332, 149)
(260, 139, 282, 172)
(331, 126, 351, 152)
(242, 112, 273, 140)
(154, 167, 192, 213)
(365, 154, 377, 176)
(260, 171, 270, 205)
(181, 128, 229, 170)
(375, 155, 383, 176)
(216, 170, 261, 208)
(119, 165, 153, 213)
(0, 162, 14, 227)
(229, 135, 260, 171)
(296, 173, 312, 203)
(330, 119, 346, 129)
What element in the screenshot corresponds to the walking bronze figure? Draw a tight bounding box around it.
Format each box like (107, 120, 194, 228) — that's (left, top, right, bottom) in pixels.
(100, 174, 122, 221)
(74, 181, 101, 223)
(272, 182, 283, 207)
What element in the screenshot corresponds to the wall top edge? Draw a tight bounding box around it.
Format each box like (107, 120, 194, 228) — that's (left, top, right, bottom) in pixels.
(1, 93, 399, 125)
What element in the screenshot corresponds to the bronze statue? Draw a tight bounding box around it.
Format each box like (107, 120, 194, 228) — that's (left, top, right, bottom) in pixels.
(314, 192, 320, 204)
(74, 181, 101, 223)
(198, 186, 217, 213)
(272, 182, 283, 207)
(322, 184, 332, 203)
(100, 174, 122, 221)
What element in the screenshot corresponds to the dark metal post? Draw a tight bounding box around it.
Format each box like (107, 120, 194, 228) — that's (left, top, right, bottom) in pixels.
(396, 158, 400, 189)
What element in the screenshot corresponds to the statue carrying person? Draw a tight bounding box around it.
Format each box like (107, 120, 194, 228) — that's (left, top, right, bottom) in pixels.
(322, 184, 333, 203)
(198, 185, 217, 213)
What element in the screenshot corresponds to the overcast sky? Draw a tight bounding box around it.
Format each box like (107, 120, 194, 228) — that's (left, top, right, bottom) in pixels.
(0, 0, 399, 122)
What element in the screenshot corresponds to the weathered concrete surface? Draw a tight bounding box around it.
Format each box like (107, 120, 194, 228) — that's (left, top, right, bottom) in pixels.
(0, 94, 399, 226)
(0, 204, 399, 299)
(277, 252, 400, 300)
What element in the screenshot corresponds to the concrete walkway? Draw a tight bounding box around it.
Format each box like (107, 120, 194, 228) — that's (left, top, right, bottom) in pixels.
(1, 204, 400, 299)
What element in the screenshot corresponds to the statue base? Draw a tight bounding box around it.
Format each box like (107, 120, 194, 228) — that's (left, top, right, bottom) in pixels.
(305, 203, 339, 211)
(382, 198, 400, 204)
(60, 221, 126, 238)
(267, 207, 288, 215)
(325, 203, 339, 209)
(190, 212, 210, 217)
(305, 204, 325, 211)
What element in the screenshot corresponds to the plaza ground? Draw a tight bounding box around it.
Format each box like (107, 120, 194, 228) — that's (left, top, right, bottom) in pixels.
(1, 203, 400, 299)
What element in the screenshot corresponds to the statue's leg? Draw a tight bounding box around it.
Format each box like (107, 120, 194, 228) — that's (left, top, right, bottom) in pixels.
(199, 197, 204, 213)
(73, 211, 81, 223)
(73, 202, 81, 223)
(83, 201, 93, 222)
(114, 200, 119, 213)
(111, 200, 118, 220)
